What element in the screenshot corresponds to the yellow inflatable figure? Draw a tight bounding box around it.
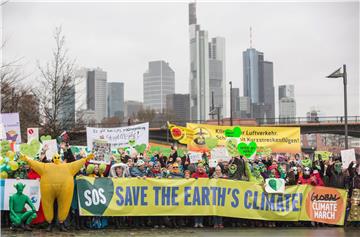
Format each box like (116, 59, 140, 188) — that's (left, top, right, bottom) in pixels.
(20, 153, 94, 231)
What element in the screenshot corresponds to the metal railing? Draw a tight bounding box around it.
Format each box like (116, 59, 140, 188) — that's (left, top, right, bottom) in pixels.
(67, 116, 360, 132)
(255, 116, 360, 125)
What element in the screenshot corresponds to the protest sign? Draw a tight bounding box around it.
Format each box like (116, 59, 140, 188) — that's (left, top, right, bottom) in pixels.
(211, 147, 231, 162)
(27, 128, 39, 143)
(0, 179, 41, 211)
(208, 159, 218, 168)
(314, 151, 332, 161)
(0, 113, 21, 143)
(76, 177, 347, 225)
(188, 152, 202, 163)
(86, 123, 149, 150)
(340, 149, 356, 168)
(92, 139, 112, 164)
(42, 139, 58, 161)
(186, 123, 300, 153)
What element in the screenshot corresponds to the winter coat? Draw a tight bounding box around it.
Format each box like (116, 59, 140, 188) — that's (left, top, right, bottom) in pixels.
(130, 167, 149, 177)
(326, 164, 346, 188)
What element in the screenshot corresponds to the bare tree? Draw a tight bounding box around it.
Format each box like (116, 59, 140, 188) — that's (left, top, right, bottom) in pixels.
(101, 116, 123, 128)
(137, 108, 156, 123)
(34, 26, 77, 137)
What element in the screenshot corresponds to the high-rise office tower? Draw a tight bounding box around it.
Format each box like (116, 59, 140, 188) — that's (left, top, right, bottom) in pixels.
(209, 37, 226, 118)
(166, 94, 190, 123)
(58, 80, 75, 129)
(107, 82, 124, 119)
(243, 48, 275, 121)
(87, 68, 107, 122)
(189, 2, 210, 121)
(189, 3, 226, 121)
(230, 88, 240, 118)
(143, 60, 175, 112)
(279, 85, 296, 123)
(279, 85, 295, 99)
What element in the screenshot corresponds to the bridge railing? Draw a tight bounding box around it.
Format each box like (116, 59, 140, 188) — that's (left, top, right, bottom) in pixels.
(255, 116, 360, 125)
(69, 116, 359, 131)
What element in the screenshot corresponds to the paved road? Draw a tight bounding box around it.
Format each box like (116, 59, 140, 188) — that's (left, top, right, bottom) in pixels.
(1, 227, 359, 237)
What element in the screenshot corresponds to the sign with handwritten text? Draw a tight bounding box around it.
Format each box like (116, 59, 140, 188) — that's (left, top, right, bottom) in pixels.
(86, 123, 149, 149)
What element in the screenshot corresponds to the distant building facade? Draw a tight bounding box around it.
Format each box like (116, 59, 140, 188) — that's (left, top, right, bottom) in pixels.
(166, 94, 190, 122)
(279, 85, 296, 123)
(189, 3, 226, 121)
(124, 100, 143, 119)
(87, 68, 107, 122)
(107, 82, 124, 119)
(143, 60, 175, 112)
(243, 48, 275, 122)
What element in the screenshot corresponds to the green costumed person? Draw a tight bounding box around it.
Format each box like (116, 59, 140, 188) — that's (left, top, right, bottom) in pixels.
(9, 183, 37, 231)
(245, 160, 264, 184)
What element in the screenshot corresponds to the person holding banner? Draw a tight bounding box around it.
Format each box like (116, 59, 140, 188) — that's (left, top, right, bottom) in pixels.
(191, 163, 208, 228)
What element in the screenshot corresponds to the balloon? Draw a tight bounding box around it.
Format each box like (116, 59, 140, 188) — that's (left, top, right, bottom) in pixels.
(8, 161, 19, 171)
(6, 151, 15, 160)
(0, 171, 8, 179)
(5, 165, 10, 172)
(0, 157, 3, 165)
(4, 157, 9, 163)
(0, 164, 6, 172)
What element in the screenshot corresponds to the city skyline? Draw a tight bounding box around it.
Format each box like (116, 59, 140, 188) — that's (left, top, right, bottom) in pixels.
(2, 1, 359, 118)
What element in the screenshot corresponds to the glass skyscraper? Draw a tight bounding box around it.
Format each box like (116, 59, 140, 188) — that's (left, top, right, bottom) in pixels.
(107, 82, 124, 118)
(189, 3, 226, 121)
(243, 48, 275, 121)
(143, 60, 175, 112)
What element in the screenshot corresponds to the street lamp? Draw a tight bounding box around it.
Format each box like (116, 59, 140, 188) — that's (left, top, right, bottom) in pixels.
(326, 64, 348, 149)
(229, 81, 233, 126)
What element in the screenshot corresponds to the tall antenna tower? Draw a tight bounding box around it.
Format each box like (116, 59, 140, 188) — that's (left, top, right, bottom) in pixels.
(250, 26, 253, 48)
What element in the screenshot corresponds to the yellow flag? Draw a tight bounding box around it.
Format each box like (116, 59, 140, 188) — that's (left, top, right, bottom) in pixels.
(167, 122, 194, 144)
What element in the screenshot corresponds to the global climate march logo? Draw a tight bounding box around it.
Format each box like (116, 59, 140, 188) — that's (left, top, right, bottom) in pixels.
(305, 186, 344, 225)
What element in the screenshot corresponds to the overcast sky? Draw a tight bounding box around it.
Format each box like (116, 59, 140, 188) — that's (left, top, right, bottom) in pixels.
(2, 0, 359, 117)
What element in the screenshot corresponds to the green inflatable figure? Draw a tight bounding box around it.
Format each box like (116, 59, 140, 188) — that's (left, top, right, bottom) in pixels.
(9, 183, 37, 231)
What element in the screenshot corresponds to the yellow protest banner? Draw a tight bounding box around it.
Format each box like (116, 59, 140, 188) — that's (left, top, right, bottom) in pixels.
(186, 123, 301, 153)
(76, 177, 347, 225)
(167, 122, 195, 145)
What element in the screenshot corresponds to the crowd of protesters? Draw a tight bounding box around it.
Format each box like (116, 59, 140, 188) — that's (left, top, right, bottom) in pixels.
(1, 141, 360, 232)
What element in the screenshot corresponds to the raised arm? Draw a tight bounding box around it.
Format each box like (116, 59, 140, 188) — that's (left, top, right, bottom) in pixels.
(69, 154, 94, 176)
(20, 154, 45, 176)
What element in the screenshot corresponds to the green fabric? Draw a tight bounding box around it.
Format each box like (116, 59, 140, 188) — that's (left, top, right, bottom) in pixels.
(9, 183, 37, 226)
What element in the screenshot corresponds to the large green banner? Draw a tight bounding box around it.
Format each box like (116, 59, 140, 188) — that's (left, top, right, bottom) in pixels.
(76, 177, 347, 225)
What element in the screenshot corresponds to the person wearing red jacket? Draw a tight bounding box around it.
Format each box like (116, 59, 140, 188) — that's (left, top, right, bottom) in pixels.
(191, 163, 208, 227)
(298, 167, 324, 186)
(191, 163, 208, 179)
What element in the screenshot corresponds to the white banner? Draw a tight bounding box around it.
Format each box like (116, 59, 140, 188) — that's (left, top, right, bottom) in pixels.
(189, 152, 203, 164)
(0, 113, 21, 143)
(27, 128, 39, 143)
(86, 123, 149, 149)
(0, 179, 41, 211)
(211, 147, 231, 162)
(340, 149, 356, 168)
